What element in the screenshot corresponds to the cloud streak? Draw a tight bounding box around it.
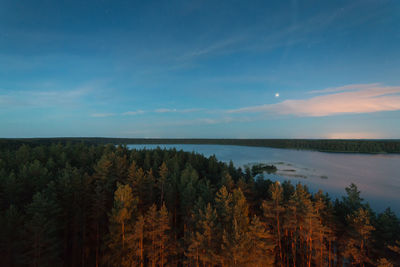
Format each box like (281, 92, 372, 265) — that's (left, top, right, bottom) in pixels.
(230, 84, 400, 117)
(90, 84, 400, 121)
(155, 108, 177, 113)
(154, 108, 202, 113)
(122, 110, 145, 116)
(0, 85, 93, 108)
(306, 83, 381, 94)
(91, 108, 202, 117)
(90, 113, 115, 118)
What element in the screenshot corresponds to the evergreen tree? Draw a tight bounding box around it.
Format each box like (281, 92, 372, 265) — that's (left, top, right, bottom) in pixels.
(0, 205, 25, 266)
(246, 215, 275, 266)
(282, 195, 299, 267)
(262, 181, 284, 266)
(186, 203, 218, 267)
(312, 190, 330, 267)
(158, 162, 168, 204)
(345, 208, 375, 266)
(115, 154, 129, 182)
(89, 184, 107, 267)
(23, 192, 61, 267)
(107, 183, 137, 267)
(377, 258, 394, 267)
(217, 188, 251, 266)
(125, 215, 145, 267)
(145, 204, 159, 267)
(179, 165, 199, 221)
(156, 204, 171, 267)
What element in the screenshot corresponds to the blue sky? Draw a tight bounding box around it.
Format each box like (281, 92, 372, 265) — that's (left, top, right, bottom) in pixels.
(1, 0, 400, 138)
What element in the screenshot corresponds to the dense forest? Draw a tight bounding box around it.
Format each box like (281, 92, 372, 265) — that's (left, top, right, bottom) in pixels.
(1, 138, 400, 153)
(0, 142, 399, 267)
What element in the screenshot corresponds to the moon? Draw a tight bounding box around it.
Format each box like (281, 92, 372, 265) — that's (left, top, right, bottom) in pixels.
(275, 92, 280, 98)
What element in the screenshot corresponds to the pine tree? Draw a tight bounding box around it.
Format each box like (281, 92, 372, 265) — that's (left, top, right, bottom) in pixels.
(388, 240, 400, 254)
(377, 258, 394, 267)
(343, 183, 364, 215)
(186, 203, 218, 267)
(144, 169, 156, 208)
(115, 154, 128, 182)
(300, 191, 330, 267)
(219, 172, 234, 192)
(262, 181, 285, 266)
(291, 184, 315, 267)
(143, 204, 171, 267)
(283, 196, 299, 267)
(127, 160, 138, 186)
(93, 154, 113, 181)
(89, 184, 107, 267)
(213, 186, 232, 266)
(246, 215, 275, 266)
(0, 205, 25, 266)
(313, 191, 330, 267)
(179, 165, 199, 222)
(145, 204, 159, 267)
(107, 182, 137, 267)
(156, 204, 170, 267)
(23, 192, 61, 267)
(158, 162, 168, 204)
(215, 186, 232, 230)
(345, 208, 375, 266)
(127, 215, 145, 267)
(129, 166, 147, 212)
(218, 188, 251, 266)
(56, 166, 88, 266)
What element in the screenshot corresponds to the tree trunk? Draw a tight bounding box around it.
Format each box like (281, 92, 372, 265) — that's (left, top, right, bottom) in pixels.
(122, 222, 125, 249)
(95, 223, 99, 267)
(276, 209, 283, 266)
(140, 230, 144, 267)
(328, 239, 332, 267)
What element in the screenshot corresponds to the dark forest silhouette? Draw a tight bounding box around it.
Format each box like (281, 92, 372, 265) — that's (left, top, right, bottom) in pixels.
(2, 138, 400, 153)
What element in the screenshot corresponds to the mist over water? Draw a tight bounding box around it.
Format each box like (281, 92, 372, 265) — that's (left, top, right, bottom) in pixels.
(128, 144, 400, 214)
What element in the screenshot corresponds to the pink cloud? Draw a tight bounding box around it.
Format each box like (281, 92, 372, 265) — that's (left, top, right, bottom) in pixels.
(306, 83, 381, 94)
(230, 84, 400, 117)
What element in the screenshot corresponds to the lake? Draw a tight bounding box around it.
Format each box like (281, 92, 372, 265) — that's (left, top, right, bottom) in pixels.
(127, 144, 400, 214)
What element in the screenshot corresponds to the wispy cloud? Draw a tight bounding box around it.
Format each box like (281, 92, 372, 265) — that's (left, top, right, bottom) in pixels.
(0, 85, 93, 108)
(154, 108, 202, 113)
(90, 113, 116, 118)
(229, 84, 400, 117)
(91, 108, 202, 117)
(173, 1, 365, 65)
(142, 116, 239, 127)
(89, 83, 400, 121)
(177, 35, 246, 61)
(122, 110, 145, 116)
(307, 83, 381, 94)
(155, 108, 177, 113)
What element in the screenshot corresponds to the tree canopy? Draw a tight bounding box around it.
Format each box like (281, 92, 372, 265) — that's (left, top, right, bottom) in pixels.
(0, 142, 399, 266)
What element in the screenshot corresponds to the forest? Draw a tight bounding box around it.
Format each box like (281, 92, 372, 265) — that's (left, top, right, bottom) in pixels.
(1, 138, 400, 154)
(0, 142, 399, 267)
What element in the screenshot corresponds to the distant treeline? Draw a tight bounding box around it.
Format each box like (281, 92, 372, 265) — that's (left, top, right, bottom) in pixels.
(1, 138, 400, 153)
(0, 142, 399, 266)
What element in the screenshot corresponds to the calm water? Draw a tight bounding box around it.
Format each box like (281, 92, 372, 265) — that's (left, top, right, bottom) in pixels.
(128, 144, 400, 214)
